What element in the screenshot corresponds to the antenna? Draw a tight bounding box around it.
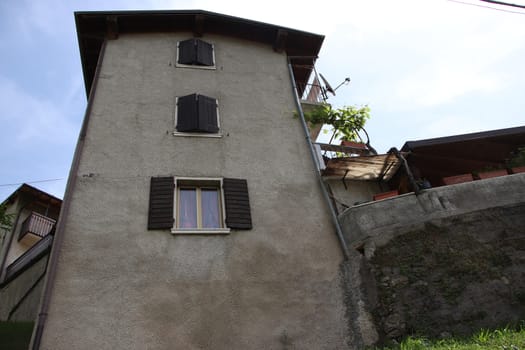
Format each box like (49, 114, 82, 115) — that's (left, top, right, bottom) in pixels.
(334, 77, 351, 92)
(319, 73, 336, 96)
(319, 74, 351, 98)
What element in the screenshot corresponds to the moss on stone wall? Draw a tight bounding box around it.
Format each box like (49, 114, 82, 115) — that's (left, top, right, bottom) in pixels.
(367, 204, 525, 342)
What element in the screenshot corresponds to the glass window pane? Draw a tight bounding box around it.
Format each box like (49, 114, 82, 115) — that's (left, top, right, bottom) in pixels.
(201, 189, 220, 228)
(178, 189, 197, 228)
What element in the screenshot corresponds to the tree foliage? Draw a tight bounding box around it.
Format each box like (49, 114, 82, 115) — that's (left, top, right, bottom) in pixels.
(302, 104, 370, 141)
(0, 203, 14, 232)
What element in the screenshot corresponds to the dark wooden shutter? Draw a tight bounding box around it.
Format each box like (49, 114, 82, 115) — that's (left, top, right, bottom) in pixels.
(196, 39, 214, 66)
(223, 178, 252, 229)
(148, 177, 174, 230)
(198, 95, 219, 133)
(178, 39, 196, 64)
(177, 94, 199, 132)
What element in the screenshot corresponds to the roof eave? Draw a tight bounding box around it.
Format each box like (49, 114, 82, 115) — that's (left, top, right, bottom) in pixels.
(75, 10, 325, 97)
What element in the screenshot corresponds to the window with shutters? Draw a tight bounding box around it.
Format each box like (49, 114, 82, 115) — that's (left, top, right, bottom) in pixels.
(174, 178, 228, 233)
(174, 93, 221, 137)
(148, 177, 252, 234)
(176, 38, 215, 69)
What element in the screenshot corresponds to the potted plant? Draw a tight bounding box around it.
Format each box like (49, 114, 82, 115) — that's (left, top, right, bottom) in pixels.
(301, 104, 371, 145)
(300, 103, 325, 141)
(506, 146, 525, 174)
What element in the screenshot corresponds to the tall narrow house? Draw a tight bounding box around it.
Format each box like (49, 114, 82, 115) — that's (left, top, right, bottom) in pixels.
(36, 10, 352, 349)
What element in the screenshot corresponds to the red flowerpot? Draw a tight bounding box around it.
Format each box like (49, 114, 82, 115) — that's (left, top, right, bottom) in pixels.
(442, 174, 474, 185)
(373, 190, 399, 201)
(511, 166, 525, 174)
(340, 140, 367, 149)
(477, 169, 508, 179)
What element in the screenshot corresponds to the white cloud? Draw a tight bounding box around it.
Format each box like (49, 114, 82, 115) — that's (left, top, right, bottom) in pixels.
(396, 65, 504, 108)
(0, 76, 77, 147)
(416, 113, 498, 140)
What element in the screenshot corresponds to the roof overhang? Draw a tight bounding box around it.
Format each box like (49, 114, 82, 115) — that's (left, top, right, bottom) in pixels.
(2, 183, 62, 206)
(402, 125, 525, 153)
(401, 125, 525, 184)
(75, 10, 325, 97)
(322, 153, 401, 181)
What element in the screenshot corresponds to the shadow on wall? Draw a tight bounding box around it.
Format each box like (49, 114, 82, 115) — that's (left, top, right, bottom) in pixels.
(0, 321, 34, 350)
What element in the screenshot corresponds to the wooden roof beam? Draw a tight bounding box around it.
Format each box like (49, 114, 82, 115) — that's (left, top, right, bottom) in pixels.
(273, 29, 288, 53)
(106, 16, 119, 40)
(194, 14, 205, 37)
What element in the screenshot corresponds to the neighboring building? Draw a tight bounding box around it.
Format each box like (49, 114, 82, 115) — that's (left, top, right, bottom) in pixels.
(321, 126, 525, 216)
(35, 10, 354, 349)
(0, 184, 61, 323)
(323, 127, 525, 342)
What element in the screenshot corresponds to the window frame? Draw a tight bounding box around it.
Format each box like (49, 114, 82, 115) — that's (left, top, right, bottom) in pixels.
(173, 95, 222, 138)
(175, 39, 216, 70)
(171, 177, 231, 235)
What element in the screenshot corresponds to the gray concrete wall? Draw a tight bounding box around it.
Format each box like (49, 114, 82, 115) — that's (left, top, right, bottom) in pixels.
(368, 203, 525, 341)
(5, 207, 40, 267)
(339, 173, 525, 247)
(0, 195, 32, 280)
(326, 178, 382, 214)
(40, 33, 350, 349)
(0, 254, 48, 321)
(0, 196, 20, 279)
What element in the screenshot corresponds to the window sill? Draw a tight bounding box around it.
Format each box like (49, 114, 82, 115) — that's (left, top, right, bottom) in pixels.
(171, 228, 231, 235)
(175, 63, 216, 70)
(173, 131, 223, 138)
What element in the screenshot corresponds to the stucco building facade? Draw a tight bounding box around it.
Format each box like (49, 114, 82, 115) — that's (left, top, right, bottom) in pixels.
(35, 10, 353, 349)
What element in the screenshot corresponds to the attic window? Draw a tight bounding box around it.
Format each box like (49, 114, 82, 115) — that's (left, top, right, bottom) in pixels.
(177, 38, 215, 68)
(174, 93, 220, 137)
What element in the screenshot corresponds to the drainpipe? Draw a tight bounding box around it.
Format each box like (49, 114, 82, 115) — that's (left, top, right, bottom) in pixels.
(287, 58, 350, 260)
(30, 39, 108, 350)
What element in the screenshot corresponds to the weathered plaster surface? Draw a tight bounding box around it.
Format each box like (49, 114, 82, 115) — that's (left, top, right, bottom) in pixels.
(339, 173, 525, 247)
(41, 33, 350, 349)
(335, 174, 525, 345)
(0, 254, 48, 321)
(370, 203, 525, 341)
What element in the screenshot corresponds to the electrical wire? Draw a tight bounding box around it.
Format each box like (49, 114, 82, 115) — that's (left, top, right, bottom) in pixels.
(447, 0, 525, 14)
(480, 0, 525, 9)
(0, 178, 65, 187)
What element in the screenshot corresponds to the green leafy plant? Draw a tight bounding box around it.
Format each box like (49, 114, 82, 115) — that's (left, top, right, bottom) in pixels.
(302, 104, 370, 142)
(507, 146, 525, 168)
(0, 203, 15, 232)
(368, 323, 525, 350)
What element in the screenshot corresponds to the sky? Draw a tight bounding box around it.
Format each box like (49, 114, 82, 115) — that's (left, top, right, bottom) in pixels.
(1, 0, 524, 201)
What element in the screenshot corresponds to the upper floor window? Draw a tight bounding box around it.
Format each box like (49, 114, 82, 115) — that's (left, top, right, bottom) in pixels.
(177, 38, 215, 68)
(174, 93, 220, 137)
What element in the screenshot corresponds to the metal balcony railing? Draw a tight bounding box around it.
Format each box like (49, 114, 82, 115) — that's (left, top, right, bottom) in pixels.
(298, 81, 327, 103)
(18, 212, 56, 241)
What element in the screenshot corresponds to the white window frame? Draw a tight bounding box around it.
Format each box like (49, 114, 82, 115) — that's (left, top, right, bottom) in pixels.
(171, 177, 230, 235)
(173, 96, 223, 138)
(175, 40, 216, 70)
